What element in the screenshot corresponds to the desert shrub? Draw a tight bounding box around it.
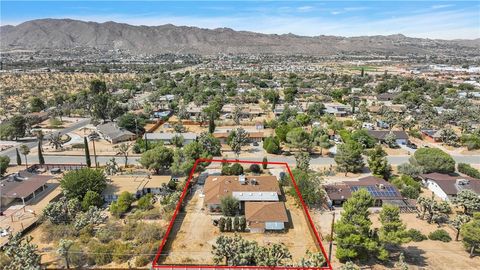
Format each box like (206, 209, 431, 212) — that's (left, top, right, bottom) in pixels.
(135, 222, 165, 244)
(239, 216, 246, 232)
(110, 191, 135, 217)
(249, 164, 262, 174)
(96, 224, 121, 243)
(406, 229, 427, 242)
(41, 222, 78, 242)
(229, 163, 244, 175)
(428, 229, 452, 242)
(135, 256, 150, 267)
(137, 193, 154, 211)
(87, 240, 113, 265)
(82, 191, 103, 211)
(112, 241, 133, 263)
(121, 221, 137, 241)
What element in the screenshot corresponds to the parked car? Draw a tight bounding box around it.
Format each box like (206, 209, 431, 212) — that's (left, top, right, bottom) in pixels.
(407, 143, 417, 149)
(252, 142, 259, 146)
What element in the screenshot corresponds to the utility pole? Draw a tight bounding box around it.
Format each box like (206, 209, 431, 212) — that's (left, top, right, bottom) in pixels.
(328, 211, 336, 263)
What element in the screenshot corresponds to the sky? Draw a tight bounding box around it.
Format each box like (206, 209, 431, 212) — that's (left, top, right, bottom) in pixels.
(1, 1, 479, 39)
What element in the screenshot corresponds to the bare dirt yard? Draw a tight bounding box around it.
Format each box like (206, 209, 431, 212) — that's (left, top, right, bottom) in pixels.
(314, 210, 480, 270)
(159, 184, 320, 265)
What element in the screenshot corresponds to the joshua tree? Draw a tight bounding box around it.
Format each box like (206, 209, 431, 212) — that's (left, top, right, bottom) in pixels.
(117, 143, 131, 168)
(19, 145, 30, 168)
(49, 132, 64, 150)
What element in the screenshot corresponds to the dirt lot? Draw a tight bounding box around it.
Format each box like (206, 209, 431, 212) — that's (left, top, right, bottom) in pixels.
(160, 184, 320, 265)
(315, 210, 480, 270)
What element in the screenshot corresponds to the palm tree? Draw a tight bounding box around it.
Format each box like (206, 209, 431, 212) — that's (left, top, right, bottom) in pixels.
(19, 144, 30, 168)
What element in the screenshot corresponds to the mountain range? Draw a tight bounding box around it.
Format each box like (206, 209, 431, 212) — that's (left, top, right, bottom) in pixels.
(1, 19, 479, 56)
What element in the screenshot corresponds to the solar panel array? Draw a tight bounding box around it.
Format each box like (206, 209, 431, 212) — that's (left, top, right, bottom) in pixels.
(350, 186, 400, 197)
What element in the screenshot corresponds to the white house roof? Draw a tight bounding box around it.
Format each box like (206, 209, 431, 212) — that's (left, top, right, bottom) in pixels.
(232, 191, 279, 201)
(145, 132, 198, 141)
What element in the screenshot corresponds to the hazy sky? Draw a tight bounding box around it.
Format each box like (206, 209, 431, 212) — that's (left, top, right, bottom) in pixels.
(1, 1, 479, 39)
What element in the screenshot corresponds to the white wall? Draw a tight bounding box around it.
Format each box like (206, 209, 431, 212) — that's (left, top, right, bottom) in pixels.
(425, 180, 450, 201)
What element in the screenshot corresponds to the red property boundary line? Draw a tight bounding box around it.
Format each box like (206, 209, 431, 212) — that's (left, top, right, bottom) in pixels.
(152, 158, 333, 270)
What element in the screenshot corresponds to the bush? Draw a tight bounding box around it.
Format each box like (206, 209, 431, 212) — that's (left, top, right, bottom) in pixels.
(137, 194, 154, 211)
(249, 164, 261, 174)
(220, 195, 239, 216)
(41, 222, 78, 242)
(61, 168, 107, 200)
(428, 229, 452, 242)
(135, 256, 150, 267)
(87, 240, 113, 265)
(96, 225, 121, 243)
(112, 241, 132, 263)
(222, 163, 244, 176)
(458, 163, 480, 178)
(406, 229, 427, 242)
(263, 136, 281, 154)
(82, 191, 103, 211)
(135, 222, 165, 244)
(110, 191, 135, 218)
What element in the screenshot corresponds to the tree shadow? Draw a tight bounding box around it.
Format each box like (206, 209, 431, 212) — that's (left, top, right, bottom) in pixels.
(402, 245, 428, 267)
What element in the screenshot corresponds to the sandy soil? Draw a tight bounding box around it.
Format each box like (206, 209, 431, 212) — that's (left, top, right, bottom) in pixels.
(160, 185, 319, 265)
(315, 210, 480, 270)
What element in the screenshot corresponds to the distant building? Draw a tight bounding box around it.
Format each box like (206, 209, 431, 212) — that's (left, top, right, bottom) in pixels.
(420, 129, 442, 143)
(0, 171, 53, 207)
(366, 130, 409, 145)
(145, 132, 197, 145)
(96, 122, 136, 144)
(420, 173, 480, 201)
(324, 103, 352, 117)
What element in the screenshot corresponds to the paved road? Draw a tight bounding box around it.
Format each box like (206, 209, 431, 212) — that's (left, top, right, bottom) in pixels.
(2, 118, 91, 162)
(12, 152, 479, 166)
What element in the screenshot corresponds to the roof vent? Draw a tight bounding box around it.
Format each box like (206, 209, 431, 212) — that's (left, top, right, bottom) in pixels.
(239, 175, 246, 184)
(456, 179, 470, 185)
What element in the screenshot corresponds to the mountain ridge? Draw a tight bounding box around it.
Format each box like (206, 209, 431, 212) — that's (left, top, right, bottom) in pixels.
(1, 18, 479, 56)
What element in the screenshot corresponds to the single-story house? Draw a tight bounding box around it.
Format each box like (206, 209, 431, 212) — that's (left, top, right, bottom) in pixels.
(324, 176, 406, 207)
(102, 175, 177, 203)
(419, 173, 480, 201)
(366, 130, 409, 145)
(96, 122, 136, 144)
(376, 93, 397, 102)
(213, 130, 264, 143)
(203, 175, 281, 212)
(0, 171, 53, 207)
(145, 132, 198, 145)
(245, 201, 289, 233)
(421, 129, 442, 143)
(324, 103, 352, 117)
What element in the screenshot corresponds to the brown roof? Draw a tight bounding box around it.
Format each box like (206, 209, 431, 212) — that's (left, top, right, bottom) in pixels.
(245, 202, 288, 223)
(325, 176, 403, 201)
(420, 173, 480, 195)
(204, 175, 280, 205)
(1, 171, 53, 199)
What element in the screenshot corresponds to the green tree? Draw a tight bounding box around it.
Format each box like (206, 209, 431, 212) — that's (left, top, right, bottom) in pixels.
(19, 144, 30, 168)
(137, 194, 154, 210)
(29, 97, 46, 112)
(461, 212, 480, 257)
(3, 233, 41, 270)
(378, 205, 410, 247)
(84, 137, 91, 167)
(286, 127, 311, 152)
(170, 135, 184, 148)
(225, 217, 233, 231)
(37, 140, 45, 165)
(412, 148, 455, 173)
(287, 169, 325, 206)
(233, 216, 240, 231)
(367, 145, 391, 179)
(220, 195, 239, 216)
(453, 189, 480, 215)
(334, 141, 365, 176)
(239, 216, 247, 232)
(227, 128, 249, 157)
(351, 129, 376, 149)
(263, 136, 281, 154)
(198, 132, 221, 156)
(218, 217, 226, 232)
(61, 168, 107, 200)
(275, 123, 291, 142)
(209, 113, 216, 133)
(139, 145, 174, 174)
(335, 189, 386, 262)
(262, 157, 268, 169)
(10, 115, 27, 140)
(315, 134, 332, 155)
(0, 155, 10, 176)
(117, 113, 146, 134)
(82, 190, 103, 211)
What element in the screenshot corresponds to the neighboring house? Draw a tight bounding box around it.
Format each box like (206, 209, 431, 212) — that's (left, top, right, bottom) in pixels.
(152, 110, 172, 119)
(213, 130, 264, 143)
(421, 129, 442, 142)
(186, 103, 206, 118)
(25, 111, 50, 125)
(145, 132, 198, 145)
(419, 173, 480, 201)
(376, 93, 397, 102)
(245, 202, 289, 233)
(0, 171, 53, 207)
(366, 130, 409, 145)
(324, 176, 406, 207)
(324, 103, 352, 117)
(96, 122, 136, 144)
(102, 175, 176, 203)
